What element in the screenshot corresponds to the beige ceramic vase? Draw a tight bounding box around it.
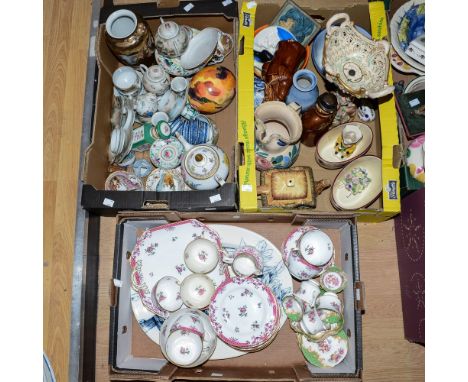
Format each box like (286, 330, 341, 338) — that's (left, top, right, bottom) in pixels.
(323, 13, 394, 99)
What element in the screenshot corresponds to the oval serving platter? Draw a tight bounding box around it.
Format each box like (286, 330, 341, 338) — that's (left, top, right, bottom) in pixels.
(315, 122, 373, 170)
(330, 156, 382, 210)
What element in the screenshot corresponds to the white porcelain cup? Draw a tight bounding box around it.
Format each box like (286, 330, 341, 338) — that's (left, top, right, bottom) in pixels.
(286, 249, 322, 280)
(170, 312, 205, 338)
(291, 228, 334, 267)
(316, 292, 343, 313)
(184, 238, 220, 274)
(152, 276, 183, 313)
(112, 66, 142, 93)
(223, 246, 263, 277)
(151, 111, 170, 127)
(171, 77, 189, 94)
(165, 329, 203, 367)
(296, 279, 322, 306)
(180, 273, 215, 310)
(300, 306, 327, 335)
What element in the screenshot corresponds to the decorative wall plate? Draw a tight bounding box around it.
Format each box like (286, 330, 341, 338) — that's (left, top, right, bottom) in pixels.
(331, 156, 382, 210)
(130, 219, 228, 317)
(298, 330, 348, 368)
(209, 277, 280, 349)
(315, 122, 373, 169)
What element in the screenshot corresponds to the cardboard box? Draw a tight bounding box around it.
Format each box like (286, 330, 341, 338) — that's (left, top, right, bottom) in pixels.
(237, 0, 401, 222)
(81, 0, 240, 214)
(104, 211, 364, 381)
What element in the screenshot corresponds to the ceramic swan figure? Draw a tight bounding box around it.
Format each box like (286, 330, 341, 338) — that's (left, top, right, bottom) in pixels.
(324, 13, 394, 99)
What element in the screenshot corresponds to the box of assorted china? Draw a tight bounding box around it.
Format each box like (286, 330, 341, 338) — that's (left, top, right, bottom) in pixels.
(81, 0, 240, 214)
(237, 0, 402, 222)
(98, 211, 364, 381)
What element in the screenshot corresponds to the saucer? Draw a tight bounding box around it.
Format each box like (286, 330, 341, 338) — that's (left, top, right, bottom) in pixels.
(104, 171, 143, 191)
(209, 277, 280, 350)
(298, 330, 348, 368)
(145, 168, 190, 192)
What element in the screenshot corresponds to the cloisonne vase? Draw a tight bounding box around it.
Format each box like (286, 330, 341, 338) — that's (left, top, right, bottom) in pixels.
(105, 10, 155, 66)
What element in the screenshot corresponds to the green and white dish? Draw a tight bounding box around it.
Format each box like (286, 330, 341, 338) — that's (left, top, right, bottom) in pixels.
(319, 266, 348, 293)
(298, 329, 348, 368)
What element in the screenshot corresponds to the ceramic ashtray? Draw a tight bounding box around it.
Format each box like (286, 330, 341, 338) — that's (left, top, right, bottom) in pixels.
(315, 122, 373, 169)
(331, 156, 382, 210)
(320, 266, 348, 293)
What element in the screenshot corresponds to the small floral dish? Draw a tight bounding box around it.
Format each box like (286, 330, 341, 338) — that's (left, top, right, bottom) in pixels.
(319, 266, 348, 293)
(298, 330, 348, 368)
(184, 238, 220, 274)
(145, 167, 189, 192)
(104, 170, 144, 191)
(331, 156, 382, 211)
(132, 159, 154, 178)
(390, 47, 424, 75)
(209, 277, 280, 350)
(315, 122, 373, 170)
(180, 273, 215, 310)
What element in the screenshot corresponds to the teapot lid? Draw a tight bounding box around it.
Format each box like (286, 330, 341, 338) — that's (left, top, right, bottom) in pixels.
(158, 19, 179, 39)
(184, 146, 219, 180)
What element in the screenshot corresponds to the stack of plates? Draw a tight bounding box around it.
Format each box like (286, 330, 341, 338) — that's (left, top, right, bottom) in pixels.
(209, 276, 281, 352)
(390, 0, 425, 75)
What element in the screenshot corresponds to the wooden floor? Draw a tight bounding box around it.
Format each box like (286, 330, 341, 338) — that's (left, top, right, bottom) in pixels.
(43, 0, 424, 380)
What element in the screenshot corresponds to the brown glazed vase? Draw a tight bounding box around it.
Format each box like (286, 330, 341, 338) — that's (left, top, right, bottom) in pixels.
(261, 40, 306, 102)
(105, 9, 155, 66)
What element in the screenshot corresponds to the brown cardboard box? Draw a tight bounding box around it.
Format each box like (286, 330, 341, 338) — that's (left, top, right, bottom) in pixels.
(100, 212, 364, 381)
(81, 0, 240, 214)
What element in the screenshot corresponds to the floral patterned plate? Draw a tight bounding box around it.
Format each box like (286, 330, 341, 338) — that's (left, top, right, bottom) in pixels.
(209, 277, 280, 349)
(130, 219, 228, 317)
(298, 329, 348, 368)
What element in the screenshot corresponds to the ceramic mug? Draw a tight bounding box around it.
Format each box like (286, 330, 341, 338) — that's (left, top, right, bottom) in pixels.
(300, 306, 327, 335)
(165, 329, 203, 367)
(184, 238, 220, 274)
(223, 246, 263, 277)
(291, 228, 334, 267)
(295, 279, 321, 306)
(170, 312, 205, 338)
(152, 276, 183, 313)
(180, 273, 215, 310)
(112, 66, 142, 94)
(316, 292, 343, 314)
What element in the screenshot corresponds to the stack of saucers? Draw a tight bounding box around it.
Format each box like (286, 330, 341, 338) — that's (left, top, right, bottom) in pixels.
(209, 276, 281, 352)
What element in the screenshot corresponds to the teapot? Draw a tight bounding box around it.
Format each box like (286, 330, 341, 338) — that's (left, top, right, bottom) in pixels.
(139, 64, 170, 95)
(254, 101, 302, 170)
(154, 18, 191, 58)
(175, 133, 229, 190)
(323, 13, 394, 99)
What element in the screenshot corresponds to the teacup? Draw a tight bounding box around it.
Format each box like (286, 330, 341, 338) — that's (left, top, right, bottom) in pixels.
(295, 279, 321, 306)
(223, 246, 263, 277)
(165, 329, 203, 367)
(180, 273, 215, 310)
(112, 66, 142, 94)
(300, 306, 327, 335)
(316, 292, 343, 313)
(291, 228, 334, 267)
(286, 249, 323, 280)
(170, 312, 205, 338)
(184, 238, 220, 274)
(152, 276, 183, 313)
(151, 111, 169, 127)
(282, 295, 306, 322)
(171, 77, 189, 94)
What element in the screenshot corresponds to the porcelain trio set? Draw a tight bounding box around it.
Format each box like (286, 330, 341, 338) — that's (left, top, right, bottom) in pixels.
(253, 3, 393, 210)
(129, 218, 349, 369)
(104, 10, 236, 192)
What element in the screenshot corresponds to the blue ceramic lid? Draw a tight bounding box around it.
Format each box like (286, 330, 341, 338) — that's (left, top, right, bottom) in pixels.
(132, 158, 154, 178)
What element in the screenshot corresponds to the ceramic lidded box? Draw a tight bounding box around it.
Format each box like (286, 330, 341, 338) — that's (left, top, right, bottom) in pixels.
(324, 13, 394, 99)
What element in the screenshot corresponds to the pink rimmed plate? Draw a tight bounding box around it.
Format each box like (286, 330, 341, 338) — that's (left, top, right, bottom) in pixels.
(209, 277, 280, 350)
(130, 219, 228, 317)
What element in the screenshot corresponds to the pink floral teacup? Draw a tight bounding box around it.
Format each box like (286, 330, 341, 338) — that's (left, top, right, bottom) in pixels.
(295, 279, 321, 306)
(184, 237, 220, 274)
(300, 306, 327, 335)
(170, 312, 205, 339)
(316, 292, 343, 313)
(282, 295, 307, 322)
(223, 246, 263, 277)
(152, 276, 183, 313)
(165, 329, 203, 367)
(180, 273, 215, 310)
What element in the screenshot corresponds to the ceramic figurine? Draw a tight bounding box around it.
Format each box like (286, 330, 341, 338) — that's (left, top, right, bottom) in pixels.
(331, 90, 357, 127)
(257, 167, 330, 209)
(262, 40, 306, 102)
(357, 105, 376, 122)
(324, 13, 394, 99)
(254, 101, 302, 171)
(139, 64, 170, 95)
(301, 92, 338, 147)
(188, 66, 236, 114)
(176, 133, 230, 191)
(154, 18, 191, 58)
(254, 26, 296, 74)
(286, 69, 319, 112)
(105, 9, 155, 66)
